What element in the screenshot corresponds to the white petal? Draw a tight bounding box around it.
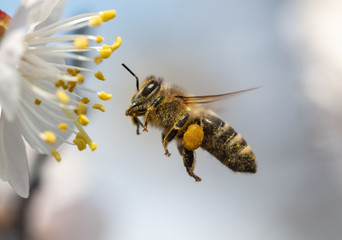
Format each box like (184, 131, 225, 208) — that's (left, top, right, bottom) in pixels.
(34, 0, 66, 30)
(0, 114, 29, 198)
(21, 0, 62, 28)
(0, 4, 28, 121)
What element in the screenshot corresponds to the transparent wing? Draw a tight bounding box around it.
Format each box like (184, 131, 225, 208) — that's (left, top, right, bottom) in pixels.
(175, 87, 259, 105)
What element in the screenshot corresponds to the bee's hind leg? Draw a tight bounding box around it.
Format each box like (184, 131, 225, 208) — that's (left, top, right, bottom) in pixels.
(177, 142, 201, 182)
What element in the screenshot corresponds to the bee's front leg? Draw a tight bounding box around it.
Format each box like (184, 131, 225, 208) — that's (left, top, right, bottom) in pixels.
(131, 116, 143, 135)
(162, 113, 190, 156)
(177, 142, 201, 182)
(143, 96, 164, 132)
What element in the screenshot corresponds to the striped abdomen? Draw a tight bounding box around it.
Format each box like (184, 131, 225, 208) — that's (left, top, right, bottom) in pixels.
(200, 114, 256, 173)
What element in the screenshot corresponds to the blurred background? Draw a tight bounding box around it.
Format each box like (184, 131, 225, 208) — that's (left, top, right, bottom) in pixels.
(1, 0, 342, 239)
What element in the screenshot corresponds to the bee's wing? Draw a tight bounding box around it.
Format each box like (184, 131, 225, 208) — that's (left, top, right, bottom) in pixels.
(176, 87, 259, 105)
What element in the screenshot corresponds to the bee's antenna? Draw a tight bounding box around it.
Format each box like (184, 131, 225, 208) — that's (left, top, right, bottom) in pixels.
(122, 63, 140, 90)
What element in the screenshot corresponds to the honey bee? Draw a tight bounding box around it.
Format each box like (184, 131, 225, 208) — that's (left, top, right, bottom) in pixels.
(123, 64, 257, 181)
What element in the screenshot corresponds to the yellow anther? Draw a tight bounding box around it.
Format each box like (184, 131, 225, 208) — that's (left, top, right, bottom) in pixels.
(50, 150, 61, 162)
(89, 15, 102, 27)
(55, 80, 64, 88)
(76, 74, 84, 83)
(98, 91, 112, 101)
(78, 114, 89, 126)
(100, 10, 116, 22)
(111, 36, 122, 51)
(73, 132, 87, 151)
(102, 44, 112, 50)
(81, 97, 90, 104)
(74, 37, 89, 49)
(183, 124, 204, 151)
(95, 71, 106, 81)
(34, 99, 41, 105)
(68, 81, 77, 87)
(42, 131, 56, 145)
(68, 86, 75, 92)
(89, 142, 98, 151)
(96, 35, 103, 43)
(56, 89, 70, 103)
(58, 123, 68, 131)
(75, 68, 80, 73)
(77, 101, 87, 115)
(67, 68, 74, 75)
(99, 48, 112, 59)
(93, 103, 105, 112)
(94, 55, 103, 64)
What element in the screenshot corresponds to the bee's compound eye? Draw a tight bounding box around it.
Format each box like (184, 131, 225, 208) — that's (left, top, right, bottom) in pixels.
(141, 81, 159, 97)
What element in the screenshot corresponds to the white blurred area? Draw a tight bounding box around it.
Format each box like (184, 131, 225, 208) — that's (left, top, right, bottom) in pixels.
(1, 0, 342, 240)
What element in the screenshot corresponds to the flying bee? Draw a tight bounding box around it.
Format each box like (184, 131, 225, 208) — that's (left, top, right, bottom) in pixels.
(123, 64, 257, 181)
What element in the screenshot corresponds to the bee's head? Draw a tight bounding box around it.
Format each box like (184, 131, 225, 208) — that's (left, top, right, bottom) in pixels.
(123, 63, 162, 116)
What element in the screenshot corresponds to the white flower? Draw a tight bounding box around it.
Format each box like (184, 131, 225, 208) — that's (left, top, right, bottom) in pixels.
(0, 0, 121, 198)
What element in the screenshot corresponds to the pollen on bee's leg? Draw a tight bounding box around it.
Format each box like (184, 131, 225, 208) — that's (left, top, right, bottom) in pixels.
(73, 37, 89, 49)
(56, 89, 70, 103)
(93, 103, 105, 112)
(50, 150, 61, 162)
(98, 91, 112, 100)
(41, 131, 57, 144)
(95, 71, 106, 81)
(58, 123, 68, 131)
(183, 124, 204, 151)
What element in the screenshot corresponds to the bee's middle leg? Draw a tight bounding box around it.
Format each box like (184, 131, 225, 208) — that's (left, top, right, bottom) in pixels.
(162, 113, 190, 156)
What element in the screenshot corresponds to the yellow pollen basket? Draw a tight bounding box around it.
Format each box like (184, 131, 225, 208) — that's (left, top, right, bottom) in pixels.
(74, 37, 89, 49)
(93, 103, 105, 112)
(100, 10, 116, 22)
(98, 91, 112, 100)
(183, 124, 204, 151)
(95, 71, 106, 81)
(42, 131, 56, 145)
(57, 89, 70, 103)
(50, 150, 61, 162)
